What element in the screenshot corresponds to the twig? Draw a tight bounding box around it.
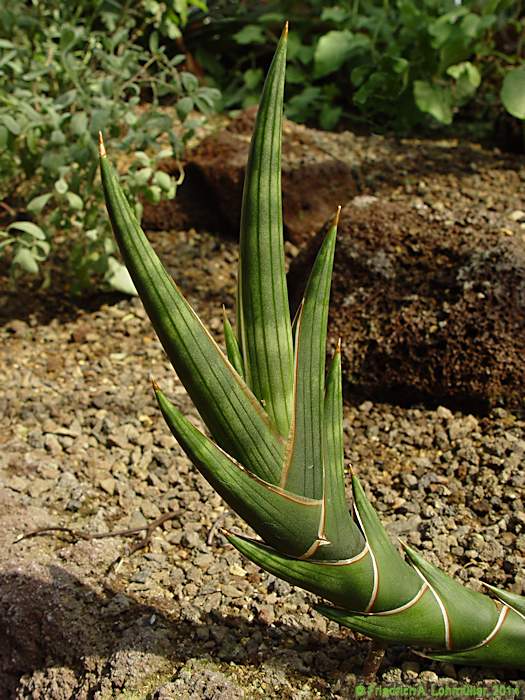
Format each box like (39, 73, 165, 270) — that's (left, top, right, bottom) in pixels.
(15, 510, 181, 557)
(207, 510, 230, 545)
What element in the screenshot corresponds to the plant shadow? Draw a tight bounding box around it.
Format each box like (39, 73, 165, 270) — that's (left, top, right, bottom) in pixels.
(0, 565, 366, 696)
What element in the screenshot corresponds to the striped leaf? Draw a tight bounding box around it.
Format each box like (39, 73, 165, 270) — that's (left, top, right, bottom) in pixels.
(156, 386, 322, 557)
(237, 25, 294, 438)
(280, 216, 338, 500)
(100, 147, 284, 484)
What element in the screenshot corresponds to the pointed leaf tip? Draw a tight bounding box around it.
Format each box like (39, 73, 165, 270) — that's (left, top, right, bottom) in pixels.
(283, 21, 289, 37)
(151, 377, 160, 392)
(98, 132, 106, 158)
(332, 206, 341, 229)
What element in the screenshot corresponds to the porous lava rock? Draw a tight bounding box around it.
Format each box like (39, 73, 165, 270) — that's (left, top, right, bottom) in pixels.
(288, 196, 525, 411)
(142, 108, 356, 245)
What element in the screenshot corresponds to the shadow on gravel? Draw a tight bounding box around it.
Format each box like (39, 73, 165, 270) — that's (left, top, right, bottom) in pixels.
(0, 286, 128, 328)
(0, 566, 362, 696)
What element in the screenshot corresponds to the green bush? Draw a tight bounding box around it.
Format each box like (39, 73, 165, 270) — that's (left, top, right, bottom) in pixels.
(189, 0, 523, 134)
(0, 0, 218, 294)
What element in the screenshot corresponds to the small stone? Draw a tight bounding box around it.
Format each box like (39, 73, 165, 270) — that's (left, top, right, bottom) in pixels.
(402, 660, 420, 678)
(99, 477, 116, 495)
(29, 478, 52, 497)
(5, 319, 28, 336)
(419, 671, 439, 683)
(229, 563, 247, 577)
(436, 406, 453, 420)
(128, 510, 148, 530)
(108, 432, 130, 449)
(7, 475, 29, 492)
(221, 584, 243, 598)
(141, 500, 161, 519)
(258, 605, 275, 625)
(44, 433, 62, 454)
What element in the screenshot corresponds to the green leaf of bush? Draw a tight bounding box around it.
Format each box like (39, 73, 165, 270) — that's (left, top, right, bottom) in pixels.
(106, 258, 138, 295)
(66, 192, 83, 210)
(1, 115, 21, 135)
(8, 221, 47, 240)
(501, 67, 525, 120)
(70, 112, 88, 135)
(314, 31, 369, 79)
(27, 193, 53, 214)
(314, 30, 352, 78)
(176, 96, 193, 121)
(414, 80, 453, 124)
(13, 247, 39, 274)
(233, 25, 266, 45)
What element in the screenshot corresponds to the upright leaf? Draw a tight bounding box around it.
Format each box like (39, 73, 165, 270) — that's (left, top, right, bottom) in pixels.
(237, 24, 294, 438)
(100, 139, 284, 483)
(280, 216, 337, 500)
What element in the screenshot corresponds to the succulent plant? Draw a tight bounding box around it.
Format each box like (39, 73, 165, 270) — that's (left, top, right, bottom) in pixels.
(100, 26, 525, 669)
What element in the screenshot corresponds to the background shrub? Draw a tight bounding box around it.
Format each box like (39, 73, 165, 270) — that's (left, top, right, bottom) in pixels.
(0, 0, 218, 294)
(186, 0, 524, 134)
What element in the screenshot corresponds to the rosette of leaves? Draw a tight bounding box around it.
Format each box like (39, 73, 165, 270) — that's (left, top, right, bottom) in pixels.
(100, 27, 525, 669)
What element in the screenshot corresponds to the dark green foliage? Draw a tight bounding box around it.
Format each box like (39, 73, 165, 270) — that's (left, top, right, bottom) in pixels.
(187, 0, 524, 134)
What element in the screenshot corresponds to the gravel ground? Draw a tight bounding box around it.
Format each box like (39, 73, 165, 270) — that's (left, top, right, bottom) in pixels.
(1, 158, 525, 696)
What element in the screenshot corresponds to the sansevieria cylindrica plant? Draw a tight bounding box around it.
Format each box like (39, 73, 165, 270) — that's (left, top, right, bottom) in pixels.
(100, 26, 525, 669)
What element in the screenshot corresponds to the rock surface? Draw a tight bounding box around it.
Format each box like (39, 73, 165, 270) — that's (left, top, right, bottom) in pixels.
(289, 195, 525, 411)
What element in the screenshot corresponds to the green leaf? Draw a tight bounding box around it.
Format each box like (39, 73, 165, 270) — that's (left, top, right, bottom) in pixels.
(70, 112, 88, 135)
(13, 247, 39, 274)
(244, 68, 263, 91)
(227, 532, 375, 610)
(320, 102, 342, 130)
(181, 71, 198, 94)
(314, 31, 369, 79)
(321, 6, 349, 23)
(8, 221, 46, 240)
(145, 185, 162, 204)
(403, 545, 499, 650)
(1, 114, 21, 135)
(66, 192, 83, 210)
(176, 96, 193, 121)
(447, 61, 480, 84)
(55, 179, 68, 195)
(414, 80, 453, 124)
(237, 27, 294, 438)
(223, 309, 244, 379)
(134, 167, 153, 186)
(153, 171, 173, 192)
(501, 67, 525, 120)
(27, 193, 52, 214)
(352, 476, 421, 611)
(233, 25, 266, 45)
(447, 61, 481, 101)
(59, 25, 77, 53)
(106, 258, 138, 295)
(156, 387, 323, 557)
(100, 147, 285, 483)
(281, 219, 338, 500)
(323, 344, 364, 556)
(0, 125, 8, 149)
